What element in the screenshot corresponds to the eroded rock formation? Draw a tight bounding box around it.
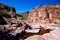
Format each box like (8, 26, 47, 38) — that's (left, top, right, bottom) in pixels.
(0, 3, 16, 17)
(1, 3, 60, 40)
(0, 15, 29, 40)
(0, 3, 27, 40)
(27, 4, 60, 24)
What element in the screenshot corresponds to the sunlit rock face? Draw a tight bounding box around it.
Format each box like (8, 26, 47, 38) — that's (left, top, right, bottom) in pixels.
(27, 4, 60, 24)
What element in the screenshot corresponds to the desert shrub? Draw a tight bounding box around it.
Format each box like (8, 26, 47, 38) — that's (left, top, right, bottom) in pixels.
(17, 12, 28, 20)
(21, 12, 28, 20)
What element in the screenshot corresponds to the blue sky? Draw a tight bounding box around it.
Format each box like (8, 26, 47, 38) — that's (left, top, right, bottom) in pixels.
(0, 0, 60, 12)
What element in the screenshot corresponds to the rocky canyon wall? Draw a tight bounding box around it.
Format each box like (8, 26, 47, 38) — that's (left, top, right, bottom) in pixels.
(27, 4, 60, 24)
(0, 3, 16, 15)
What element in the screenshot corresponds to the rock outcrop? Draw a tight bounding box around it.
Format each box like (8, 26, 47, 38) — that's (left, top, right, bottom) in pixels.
(1, 3, 60, 40)
(0, 3, 16, 17)
(0, 17, 27, 40)
(0, 3, 28, 40)
(27, 4, 60, 24)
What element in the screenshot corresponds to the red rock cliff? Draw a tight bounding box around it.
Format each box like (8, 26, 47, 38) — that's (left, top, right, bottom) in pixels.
(27, 4, 60, 24)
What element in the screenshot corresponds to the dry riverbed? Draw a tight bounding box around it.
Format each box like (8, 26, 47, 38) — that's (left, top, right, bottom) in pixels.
(18, 28, 51, 40)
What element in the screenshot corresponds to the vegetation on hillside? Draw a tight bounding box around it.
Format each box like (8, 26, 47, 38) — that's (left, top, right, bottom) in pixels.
(17, 11, 29, 20)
